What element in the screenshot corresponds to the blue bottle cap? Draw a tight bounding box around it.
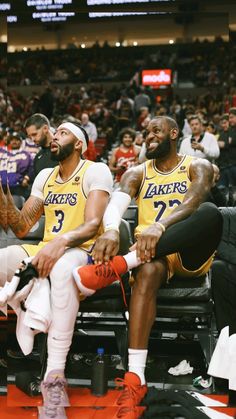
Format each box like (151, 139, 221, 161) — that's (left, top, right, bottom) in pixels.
(97, 348, 104, 355)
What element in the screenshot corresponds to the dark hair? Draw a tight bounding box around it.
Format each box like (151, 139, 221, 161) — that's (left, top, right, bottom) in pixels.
(207, 121, 216, 131)
(229, 107, 236, 116)
(188, 115, 202, 124)
(9, 132, 22, 141)
(152, 116, 179, 131)
(220, 113, 229, 121)
(24, 113, 50, 129)
(119, 127, 136, 142)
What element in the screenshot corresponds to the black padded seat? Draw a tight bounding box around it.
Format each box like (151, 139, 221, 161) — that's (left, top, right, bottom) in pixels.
(80, 280, 129, 312)
(12, 195, 25, 210)
(158, 274, 211, 302)
(0, 228, 7, 249)
(80, 274, 211, 313)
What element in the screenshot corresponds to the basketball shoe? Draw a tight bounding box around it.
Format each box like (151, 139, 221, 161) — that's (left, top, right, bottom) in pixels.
(115, 372, 147, 414)
(39, 369, 69, 418)
(73, 256, 128, 296)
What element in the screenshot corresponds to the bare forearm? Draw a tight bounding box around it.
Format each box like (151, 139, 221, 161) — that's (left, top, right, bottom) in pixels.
(160, 195, 205, 230)
(0, 184, 7, 231)
(7, 188, 43, 238)
(61, 220, 102, 248)
(7, 196, 27, 237)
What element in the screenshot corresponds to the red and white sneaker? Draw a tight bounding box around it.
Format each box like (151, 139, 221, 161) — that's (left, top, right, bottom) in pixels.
(115, 372, 147, 410)
(73, 256, 127, 296)
(116, 406, 144, 418)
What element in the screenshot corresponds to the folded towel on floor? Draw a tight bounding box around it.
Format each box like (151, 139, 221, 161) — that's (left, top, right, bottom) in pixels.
(168, 359, 193, 376)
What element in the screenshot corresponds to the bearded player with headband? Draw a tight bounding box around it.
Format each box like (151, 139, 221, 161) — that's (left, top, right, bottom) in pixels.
(0, 121, 113, 418)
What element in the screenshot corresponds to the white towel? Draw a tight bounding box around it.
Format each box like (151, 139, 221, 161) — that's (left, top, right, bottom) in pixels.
(24, 278, 52, 333)
(8, 287, 40, 356)
(0, 256, 34, 306)
(0, 275, 20, 305)
(2, 256, 52, 355)
(0, 304, 7, 316)
(168, 359, 193, 376)
(208, 326, 230, 380)
(228, 333, 236, 391)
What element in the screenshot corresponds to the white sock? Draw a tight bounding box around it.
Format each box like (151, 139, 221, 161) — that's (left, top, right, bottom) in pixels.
(124, 251, 140, 270)
(128, 348, 148, 385)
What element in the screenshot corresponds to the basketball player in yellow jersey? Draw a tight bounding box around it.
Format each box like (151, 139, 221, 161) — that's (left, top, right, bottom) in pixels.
(0, 121, 113, 419)
(73, 116, 223, 419)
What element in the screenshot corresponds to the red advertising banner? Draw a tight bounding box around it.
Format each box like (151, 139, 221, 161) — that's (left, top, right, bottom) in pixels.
(142, 69, 172, 87)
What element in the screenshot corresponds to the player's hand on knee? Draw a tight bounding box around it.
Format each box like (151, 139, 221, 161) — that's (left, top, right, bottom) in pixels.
(32, 237, 67, 277)
(136, 224, 163, 263)
(92, 230, 120, 264)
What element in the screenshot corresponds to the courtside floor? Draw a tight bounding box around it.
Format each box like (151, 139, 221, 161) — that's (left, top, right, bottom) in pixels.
(1, 321, 235, 418)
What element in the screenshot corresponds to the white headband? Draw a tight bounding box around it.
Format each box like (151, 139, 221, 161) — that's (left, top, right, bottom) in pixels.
(58, 122, 87, 154)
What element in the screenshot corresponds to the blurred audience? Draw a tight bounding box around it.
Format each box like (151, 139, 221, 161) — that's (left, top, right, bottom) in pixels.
(179, 114, 220, 162)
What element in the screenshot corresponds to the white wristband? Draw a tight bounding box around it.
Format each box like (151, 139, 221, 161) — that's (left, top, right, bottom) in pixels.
(155, 222, 166, 233)
(104, 226, 120, 233)
(103, 191, 131, 231)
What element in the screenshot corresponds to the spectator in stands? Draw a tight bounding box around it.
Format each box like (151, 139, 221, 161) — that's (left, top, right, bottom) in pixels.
(134, 131, 145, 147)
(81, 112, 98, 143)
(217, 114, 231, 187)
(228, 107, 236, 185)
(0, 132, 33, 198)
(208, 207, 236, 406)
(74, 116, 223, 418)
(0, 130, 7, 149)
(206, 121, 219, 140)
(38, 85, 54, 120)
(116, 90, 134, 130)
(24, 113, 58, 178)
(207, 164, 228, 207)
(134, 87, 151, 117)
(136, 106, 151, 131)
(109, 127, 140, 188)
(0, 120, 113, 419)
(179, 115, 220, 162)
(181, 108, 196, 138)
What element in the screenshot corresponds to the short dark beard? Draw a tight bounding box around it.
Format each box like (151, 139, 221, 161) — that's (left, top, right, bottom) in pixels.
(145, 137, 171, 160)
(39, 134, 48, 147)
(51, 143, 74, 161)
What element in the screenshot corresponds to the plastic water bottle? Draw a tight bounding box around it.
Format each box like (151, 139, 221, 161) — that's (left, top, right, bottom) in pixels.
(91, 347, 108, 396)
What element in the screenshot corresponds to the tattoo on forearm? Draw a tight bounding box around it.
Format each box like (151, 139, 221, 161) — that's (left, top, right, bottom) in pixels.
(0, 185, 7, 230)
(7, 195, 43, 236)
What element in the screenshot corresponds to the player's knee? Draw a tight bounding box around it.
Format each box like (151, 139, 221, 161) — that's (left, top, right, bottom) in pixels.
(134, 261, 166, 294)
(50, 259, 78, 309)
(200, 202, 223, 223)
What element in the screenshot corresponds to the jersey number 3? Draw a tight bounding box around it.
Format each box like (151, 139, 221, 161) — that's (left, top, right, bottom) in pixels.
(52, 210, 65, 233)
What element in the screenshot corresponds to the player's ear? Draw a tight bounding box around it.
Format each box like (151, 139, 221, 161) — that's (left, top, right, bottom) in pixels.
(42, 124, 49, 134)
(170, 127, 179, 140)
(75, 139, 83, 152)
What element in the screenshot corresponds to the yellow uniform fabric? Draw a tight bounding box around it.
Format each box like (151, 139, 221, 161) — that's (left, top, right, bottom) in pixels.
(22, 160, 102, 257)
(135, 155, 213, 279)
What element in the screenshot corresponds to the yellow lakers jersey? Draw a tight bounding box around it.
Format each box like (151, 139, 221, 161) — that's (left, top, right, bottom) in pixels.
(28, 160, 102, 253)
(135, 155, 194, 236)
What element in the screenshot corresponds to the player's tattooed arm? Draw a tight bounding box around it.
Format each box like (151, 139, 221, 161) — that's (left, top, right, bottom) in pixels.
(119, 164, 144, 197)
(7, 184, 44, 238)
(0, 179, 7, 231)
(160, 158, 213, 230)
